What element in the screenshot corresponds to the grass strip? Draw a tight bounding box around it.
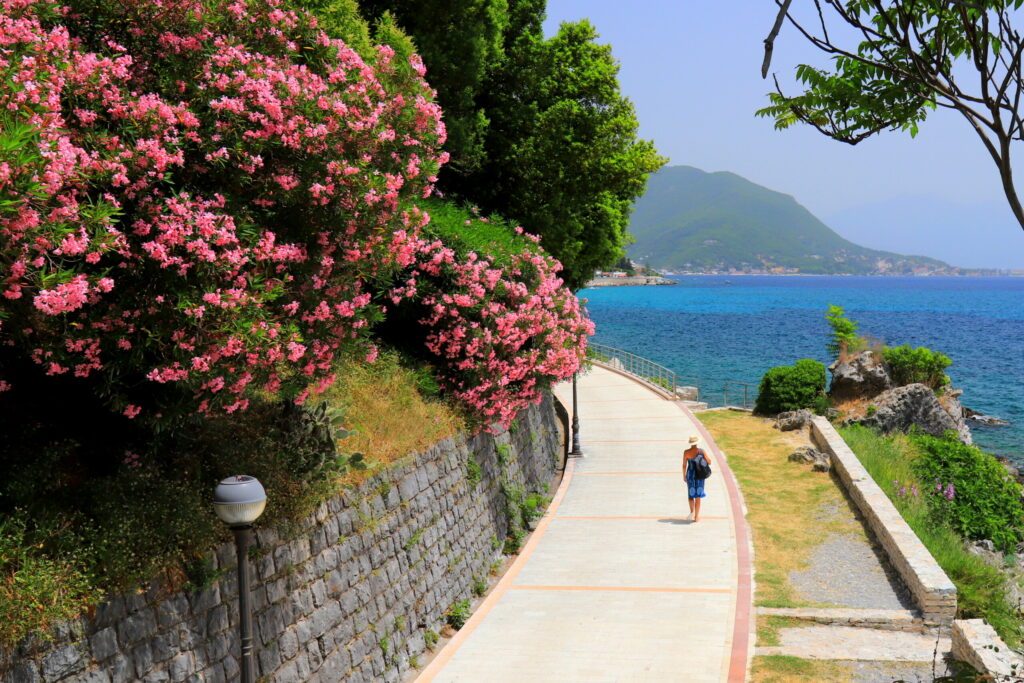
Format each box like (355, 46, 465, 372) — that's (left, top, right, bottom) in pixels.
(839, 425, 1021, 647)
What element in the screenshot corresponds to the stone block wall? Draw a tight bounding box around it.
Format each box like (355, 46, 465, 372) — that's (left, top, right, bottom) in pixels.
(2, 395, 563, 683)
(810, 416, 957, 624)
(951, 619, 1024, 680)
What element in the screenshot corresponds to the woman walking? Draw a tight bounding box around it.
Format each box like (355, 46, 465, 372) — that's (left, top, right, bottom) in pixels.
(682, 435, 707, 522)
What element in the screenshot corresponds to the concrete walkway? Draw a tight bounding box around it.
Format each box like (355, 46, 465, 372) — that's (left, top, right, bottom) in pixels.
(416, 366, 753, 682)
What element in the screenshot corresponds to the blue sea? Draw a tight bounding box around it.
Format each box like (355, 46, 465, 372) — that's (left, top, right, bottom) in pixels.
(582, 276, 1024, 463)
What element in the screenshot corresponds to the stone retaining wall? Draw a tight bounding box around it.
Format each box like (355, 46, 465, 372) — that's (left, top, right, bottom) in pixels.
(952, 619, 1024, 680)
(2, 395, 563, 683)
(810, 417, 957, 624)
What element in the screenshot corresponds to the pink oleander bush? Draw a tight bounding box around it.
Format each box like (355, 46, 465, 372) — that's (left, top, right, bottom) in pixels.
(0, 0, 446, 417)
(388, 205, 593, 428)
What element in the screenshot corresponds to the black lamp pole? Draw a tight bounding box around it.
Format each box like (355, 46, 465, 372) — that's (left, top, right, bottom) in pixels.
(213, 475, 266, 683)
(233, 525, 256, 683)
(570, 372, 583, 456)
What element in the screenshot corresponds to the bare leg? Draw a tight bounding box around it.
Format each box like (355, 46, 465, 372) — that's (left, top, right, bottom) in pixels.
(694, 498, 702, 522)
(687, 497, 695, 519)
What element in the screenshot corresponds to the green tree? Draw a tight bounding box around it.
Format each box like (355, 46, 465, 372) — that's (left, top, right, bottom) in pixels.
(758, 1, 1024, 233)
(825, 304, 860, 358)
(299, 0, 374, 54)
(358, 0, 509, 177)
(466, 4, 665, 290)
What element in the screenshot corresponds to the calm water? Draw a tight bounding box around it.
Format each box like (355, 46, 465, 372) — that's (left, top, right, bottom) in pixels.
(582, 276, 1024, 463)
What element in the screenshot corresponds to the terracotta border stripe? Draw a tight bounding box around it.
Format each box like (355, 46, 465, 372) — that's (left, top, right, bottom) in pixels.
(414, 457, 577, 682)
(508, 584, 732, 594)
(679, 402, 754, 683)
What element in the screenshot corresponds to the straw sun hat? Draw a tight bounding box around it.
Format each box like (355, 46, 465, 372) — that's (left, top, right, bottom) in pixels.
(688, 435, 699, 445)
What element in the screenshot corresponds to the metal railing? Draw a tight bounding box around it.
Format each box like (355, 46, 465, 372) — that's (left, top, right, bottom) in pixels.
(587, 342, 700, 399)
(585, 343, 762, 408)
(721, 380, 758, 410)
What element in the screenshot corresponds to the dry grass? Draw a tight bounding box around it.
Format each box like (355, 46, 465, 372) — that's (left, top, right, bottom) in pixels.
(697, 410, 868, 609)
(750, 655, 846, 683)
(321, 351, 465, 482)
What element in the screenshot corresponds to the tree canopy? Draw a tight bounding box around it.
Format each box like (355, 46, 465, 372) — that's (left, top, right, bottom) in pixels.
(358, 0, 509, 178)
(469, 13, 665, 289)
(759, 0, 1024, 234)
(346, 0, 664, 290)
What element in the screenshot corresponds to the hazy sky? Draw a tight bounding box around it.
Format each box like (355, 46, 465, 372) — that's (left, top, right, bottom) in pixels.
(543, 1, 1024, 269)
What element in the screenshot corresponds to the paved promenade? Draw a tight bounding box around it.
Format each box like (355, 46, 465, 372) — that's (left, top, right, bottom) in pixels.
(417, 366, 752, 682)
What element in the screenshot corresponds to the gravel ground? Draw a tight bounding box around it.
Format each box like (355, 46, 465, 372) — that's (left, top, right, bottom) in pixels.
(790, 492, 915, 610)
(790, 532, 914, 609)
(841, 657, 959, 683)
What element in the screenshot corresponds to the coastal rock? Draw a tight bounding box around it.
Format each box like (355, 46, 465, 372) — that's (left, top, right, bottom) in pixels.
(859, 384, 968, 442)
(964, 406, 1011, 427)
(937, 389, 973, 445)
(788, 446, 830, 472)
(775, 409, 813, 432)
(828, 351, 892, 401)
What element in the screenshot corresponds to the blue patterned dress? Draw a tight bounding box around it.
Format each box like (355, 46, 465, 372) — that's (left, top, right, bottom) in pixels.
(686, 451, 707, 499)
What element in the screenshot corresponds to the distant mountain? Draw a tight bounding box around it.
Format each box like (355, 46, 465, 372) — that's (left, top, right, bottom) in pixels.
(627, 166, 954, 274)
(827, 197, 1024, 270)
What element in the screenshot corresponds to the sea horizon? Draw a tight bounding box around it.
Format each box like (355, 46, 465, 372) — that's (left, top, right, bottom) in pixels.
(583, 274, 1024, 463)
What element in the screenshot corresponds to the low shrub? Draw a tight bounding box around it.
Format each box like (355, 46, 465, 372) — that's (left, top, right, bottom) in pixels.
(910, 433, 1024, 552)
(445, 599, 472, 630)
(0, 516, 101, 646)
(811, 395, 833, 417)
(754, 359, 826, 415)
(882, 345, 952, 390)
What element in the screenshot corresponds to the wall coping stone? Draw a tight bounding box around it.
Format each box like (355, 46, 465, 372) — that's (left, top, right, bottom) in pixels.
(810, 417, 957, 624)
(952, 619, 1024, 680)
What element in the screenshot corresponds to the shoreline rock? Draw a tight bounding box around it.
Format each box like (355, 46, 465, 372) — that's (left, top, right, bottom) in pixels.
(964, 406, 1011, 427)
(828, 351, 972, 445)
(859, 383, 972, 444)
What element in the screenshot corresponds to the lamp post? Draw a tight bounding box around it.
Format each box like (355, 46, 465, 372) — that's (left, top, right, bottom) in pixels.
(213, 475, 267, 683)
(569, 372, 583, 457)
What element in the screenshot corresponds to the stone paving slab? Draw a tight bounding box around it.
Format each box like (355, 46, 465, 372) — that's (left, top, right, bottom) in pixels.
(417, 367, 749, 682)
(757, 607, 926, 633)
(431, 589, 732, 683)
(515, 517, 736, 589)
(757, 625, 952, 662)
(555, 472, 731, 518)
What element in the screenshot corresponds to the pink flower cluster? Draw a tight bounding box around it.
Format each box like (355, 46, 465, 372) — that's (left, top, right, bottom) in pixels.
(393, 230, 594, 428)
(0, 0, 445, 415)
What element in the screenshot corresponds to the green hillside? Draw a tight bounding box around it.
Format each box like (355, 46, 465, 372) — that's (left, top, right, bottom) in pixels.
(627, 166, 950, 274)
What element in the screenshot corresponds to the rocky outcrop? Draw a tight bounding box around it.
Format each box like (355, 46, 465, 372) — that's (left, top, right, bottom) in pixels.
(937, 389, 973, 444)
(788, 446, 830, 472)
(775, 409, 813, 432)
(828, 351, 892, 401)
(860, 384, 972, 443)
(830, 351, 972, 444)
